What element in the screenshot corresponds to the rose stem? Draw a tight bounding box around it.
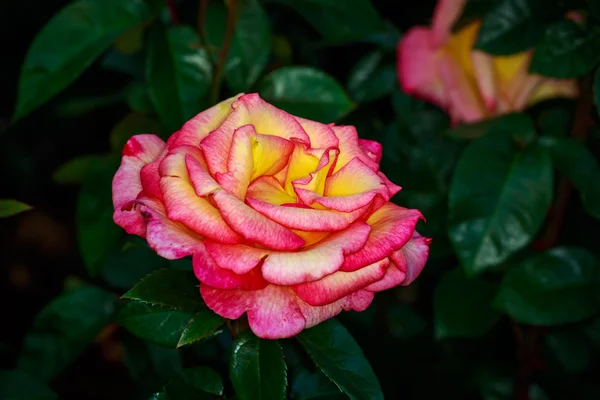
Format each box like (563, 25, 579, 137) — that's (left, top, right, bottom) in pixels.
(209, 0, 239, 105)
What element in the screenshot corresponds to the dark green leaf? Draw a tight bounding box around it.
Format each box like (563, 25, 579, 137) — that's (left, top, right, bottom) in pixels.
(475, 369, 549, 400)
(346, 51, 395, 103)
(164, 380, 216, 400)
(230, 331, 287, 400)
(446, 113, 534, 141)
(101, 244, 169, 289)
(76, 156, 121, 276)
(0, 370, 57, 400)
(475, 0, 558, 55)
(545, 331, 590, 373)
(18, 286, 117, 381)
(178, 367, 224, 396)
(14, 0, 150, 120)
(290, 368, 345, 400)
(538, 136, 600, 220)
(494, 247, 600, 325)
(110, 112, 164, 152)
(123, 338, 183, 392)
(149, 393, 168, 400)
(205, 0, 270, 92)
(101, 48, 145, 77)
(123, 269, 204, 311)
(530, 20, 600, 78)
(52, 153, 112, 184)
(448, 127, 552, 275)
(177, 311, 224, 348)
(297, 319, 383, 400)
(117, 301, 195, 348)
(434, 268, 501, 338)
(147, 24, 212, 132)
(259, 67, 355, 123)
(537, 106, 571, 138)
(0, 199, 32, 217)
(127, 82, 155, 113)
(271, 0, 385, 42)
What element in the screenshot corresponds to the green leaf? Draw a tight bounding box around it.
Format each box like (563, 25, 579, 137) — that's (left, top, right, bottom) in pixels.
(123, 338, 183, 392)
(127, 82, 155, 113)
(147, 24, 212, 132)
(177, 310, 224, 348)
(164, 380, 216, 400)
(530, 20, 600, 78)
(290, 368, 345, 400)
(76, 156, 121, 276)
(0, 370, 57, 400)
(475, 0, 558, 55)
(178, 367, 224, 396)
(101, 244, 169, 289)
(448, 127, 552, 275)
(52, 153, 112, 184)
(14, 0, 150, 121)
(230, 331, 287, 400)
(346, 51, 395, 104)
(434, 268, 501, 338)
(259, 67, 355, 123)
(538, 136, 600, 220)
(271, 0, 385, 42)
(545, 331, 590, 373)
(205, 0, 271, 92)
(117, 301, 195, 348)
(494, 247, 600, 325)
(297, 319, 383, 400)
(446, 113, 533, 141)
(18, 286, 117, 381)
(0, 199, 32, 217)
(110, 112, 164, 152)
(122, 269, 204, 311)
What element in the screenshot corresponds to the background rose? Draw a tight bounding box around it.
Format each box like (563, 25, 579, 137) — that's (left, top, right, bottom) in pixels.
(397, 0, 578, 124)
(113, 93, 429, 339)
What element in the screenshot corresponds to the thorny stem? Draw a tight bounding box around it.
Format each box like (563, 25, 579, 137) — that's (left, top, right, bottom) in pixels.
(209, 0, 239, 105)
(165, 0, 180, 24)
(512, 75, 594, 400)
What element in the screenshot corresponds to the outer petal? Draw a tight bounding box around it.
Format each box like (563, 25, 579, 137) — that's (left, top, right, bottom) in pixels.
(166, 94, 241, 149)
(261, 221, 371, 285)
(527, 77, 578, 107)
(438, 55, 486, 123)
(113, 134, 165, 236)
(200, 285, 375, 339)
(397, 27, 447, 110)
(431, 0, 468, 46)
(341, 203, 423, 272)
(358, 139, 382, 165)
(203, 241, 267, 275)
(193, 245, 267, 290)
(472, 50, 497, 113)
(210, 189, 305, 250)
(365, 232, 431, 291)
(293, 258, 389, 306)
(130, 196, 203, 259)
(159, 147, 240, 243)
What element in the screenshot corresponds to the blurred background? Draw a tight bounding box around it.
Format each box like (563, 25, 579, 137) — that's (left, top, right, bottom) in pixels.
(3, 0, 600, 399)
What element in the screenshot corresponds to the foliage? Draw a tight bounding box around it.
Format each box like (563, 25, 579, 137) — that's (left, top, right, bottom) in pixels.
(6, 0, 600, 399)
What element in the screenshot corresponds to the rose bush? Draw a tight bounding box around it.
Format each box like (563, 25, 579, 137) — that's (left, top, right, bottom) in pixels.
(397, 0, 578, 124)
(112, 93, 429, 339)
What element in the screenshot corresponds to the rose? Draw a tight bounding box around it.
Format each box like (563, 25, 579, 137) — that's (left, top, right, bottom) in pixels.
(112, 93, 429, 339)
(397, 0, 578, 124)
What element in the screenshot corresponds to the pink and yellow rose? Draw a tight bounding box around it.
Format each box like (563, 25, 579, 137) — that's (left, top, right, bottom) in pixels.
(397, 0, 578, 124)
(112, 94, 429, 339)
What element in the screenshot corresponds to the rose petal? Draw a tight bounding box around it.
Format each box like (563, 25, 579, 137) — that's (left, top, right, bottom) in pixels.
(210, 189, 305, 250)
(193, 244, 267, 290)
(159, 147, 240, 243)
(261, 221, 371, 285)
(431, 0, 468, 46)
(341, 203, 423, 272)
(365, 232, 431, 291)
(358, 139, 382, 165)
(293, 116, 339, 148)
(113, 134, 165, 236)
(331, 125, 380, 172)
(293, 258, 389, 306)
